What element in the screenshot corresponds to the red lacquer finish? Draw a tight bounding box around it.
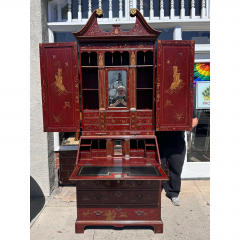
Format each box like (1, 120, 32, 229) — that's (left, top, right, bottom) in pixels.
(38, 7, 196, 234)
(156, 40, 194, 131)
(39, 42, 80, 132)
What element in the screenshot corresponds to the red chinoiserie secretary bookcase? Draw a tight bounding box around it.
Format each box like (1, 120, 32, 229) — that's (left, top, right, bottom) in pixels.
(39, 8, 194, 234)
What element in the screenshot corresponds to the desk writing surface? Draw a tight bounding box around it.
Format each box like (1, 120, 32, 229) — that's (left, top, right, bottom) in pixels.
(77, 166, 161, 177)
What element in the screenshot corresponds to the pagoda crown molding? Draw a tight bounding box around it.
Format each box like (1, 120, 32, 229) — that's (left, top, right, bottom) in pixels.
(72, 8, 161, 42)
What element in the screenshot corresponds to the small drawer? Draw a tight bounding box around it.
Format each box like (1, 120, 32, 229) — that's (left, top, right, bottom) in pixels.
(137, 118, 152, 124)
(83, 111, 99, 118)
(145, 150, 156, 159)
(106, 118, 130, 124)
(106, 112, 130, 118)
(92, 151, 106, 158)
(77, 206, 159, 221)
(80, 152, 91, 159)
(77, 180, 119, 189)
(137, 125, 152, 130)
(77, 190, 158, 205)
(83, 119, 99, 125)
(84, 125, 99, 131)
(137, 111, 152, 117)
(120, 180, 159, 189)
(106, 125, 130, 131)
(130, 150, 144, 158)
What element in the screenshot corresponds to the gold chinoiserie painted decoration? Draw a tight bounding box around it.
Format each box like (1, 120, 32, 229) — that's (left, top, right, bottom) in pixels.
(164, 99, 173, 107)
(51, 62, 70, 96)
(104, 210, 116, 221)
(63, 102, 71, 108)
(166, 66, 185, 95)
(53, 114, 62, 123)
(99, 52, 103, 66)
(174, 112, 184, 121)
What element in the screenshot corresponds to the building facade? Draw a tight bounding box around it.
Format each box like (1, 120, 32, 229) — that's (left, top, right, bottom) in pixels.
(30, 0, 210, 196)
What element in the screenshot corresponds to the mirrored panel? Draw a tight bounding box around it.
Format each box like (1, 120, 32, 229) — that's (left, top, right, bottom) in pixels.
(108, 70, 127, 108)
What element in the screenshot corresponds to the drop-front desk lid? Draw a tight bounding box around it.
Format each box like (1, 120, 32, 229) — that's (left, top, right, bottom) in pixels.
(70, 163, 168, 181)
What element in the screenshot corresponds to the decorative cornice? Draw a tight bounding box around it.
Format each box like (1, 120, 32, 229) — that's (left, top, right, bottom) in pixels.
(72, 8, 161, 42)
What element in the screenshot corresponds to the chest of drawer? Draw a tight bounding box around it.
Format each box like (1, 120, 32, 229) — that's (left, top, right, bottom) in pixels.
(106, 125, 130, 131)
(106, 118, 130, 124)
(77, 205, 159, 221)
(137, 118, 152, 124)
(92, 150, 106, 158)
(83, 125, 99, 131)
(137, 111, 152, 118)
(120, 180, 159, 189)
(77, 180, 119, 189)
(80, 152, 91, 159)
(83, 111, 99, 118)
(106, 112, 130, 118)
(145, 151, 156, 159)
(130, 150, 144, 158)
(83, 119, 99, 125)
(137, 125, 152, 130)
(77, 190, 158, 205)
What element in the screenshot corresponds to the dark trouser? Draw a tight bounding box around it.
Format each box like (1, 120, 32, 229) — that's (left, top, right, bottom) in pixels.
(159, 144, 186, 198)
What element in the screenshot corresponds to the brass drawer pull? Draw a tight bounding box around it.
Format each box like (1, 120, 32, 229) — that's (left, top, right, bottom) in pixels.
(94, 210, 103, 216)
(135, 210, 144, 216)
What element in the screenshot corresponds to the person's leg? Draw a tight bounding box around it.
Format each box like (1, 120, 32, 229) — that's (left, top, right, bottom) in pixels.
(158, 146, 168, 192)
(167, 144, 186, 198)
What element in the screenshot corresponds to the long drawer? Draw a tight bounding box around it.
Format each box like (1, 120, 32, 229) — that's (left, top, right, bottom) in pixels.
(137, 125, 152, 130)
(83, 125, 99, 131)
(105, 118, 130, 124)
(106, 112, 130, 118)
(77, 190, 158, 205)
(83, 111, 99, 118)
(137, 118, 152, 124)
(83, 119, 99, 124)
(137, 111, 152, 117)
(77, 206, 159, 221)
(77, 180, 159, 190)
(106, 125, 130, 131)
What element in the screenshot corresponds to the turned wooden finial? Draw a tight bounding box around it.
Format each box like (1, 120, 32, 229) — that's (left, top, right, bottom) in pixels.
(96, 9, 103, 18)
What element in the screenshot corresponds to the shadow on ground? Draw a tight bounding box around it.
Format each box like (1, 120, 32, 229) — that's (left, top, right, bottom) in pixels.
(30, 176, 45, 222)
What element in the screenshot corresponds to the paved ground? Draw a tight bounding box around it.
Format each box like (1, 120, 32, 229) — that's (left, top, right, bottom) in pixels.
(30, 180, 210, 240)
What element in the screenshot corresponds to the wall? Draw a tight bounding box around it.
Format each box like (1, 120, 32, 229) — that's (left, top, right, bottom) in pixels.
(30, 0, 55, 196)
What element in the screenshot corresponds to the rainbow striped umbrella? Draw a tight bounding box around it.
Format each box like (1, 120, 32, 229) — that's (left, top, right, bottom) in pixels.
(194, 63, 210, 81)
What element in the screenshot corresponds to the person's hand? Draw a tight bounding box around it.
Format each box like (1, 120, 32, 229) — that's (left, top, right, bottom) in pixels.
(192, 117, 198, 128)
(120, 99, 127, 106)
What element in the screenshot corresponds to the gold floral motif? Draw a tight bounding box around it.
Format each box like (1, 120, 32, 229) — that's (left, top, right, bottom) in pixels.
(165, 66, 185, 95)
(52, 55, 56, 59)
(63, 102, 71, 108)
(174, 112, 184, 121)
(53, 114, 62, 123)
(119, 212, 128, 218)
(156, 94, 160, 102)
(82, 196, 90, 201)
(65, 62, 69, 67)
(114, 28, 119, 35)
(82, 210, 91, 217)
(104, 210, 116, 221)
(178, 52, 183, 57)
(164, 99, 173, 107)
(167, 59, 170, 64)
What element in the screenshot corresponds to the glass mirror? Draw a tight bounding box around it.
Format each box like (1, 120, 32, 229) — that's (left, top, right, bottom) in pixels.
(108, 70, 127, 107)
(114, 140, 122, 156)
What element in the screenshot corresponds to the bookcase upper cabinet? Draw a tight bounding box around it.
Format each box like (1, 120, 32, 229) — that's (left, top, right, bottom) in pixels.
(39, 8, 194, 134)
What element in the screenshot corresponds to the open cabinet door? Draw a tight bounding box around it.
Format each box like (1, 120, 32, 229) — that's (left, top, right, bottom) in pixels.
(39, 42, 80, 132)
(156, 40, 194, 131)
